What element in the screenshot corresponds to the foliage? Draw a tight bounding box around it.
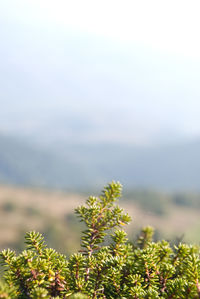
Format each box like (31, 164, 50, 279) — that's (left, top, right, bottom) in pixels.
(124, 189, 169, 215)
(1, 182, 200, 298)
(125, 189, 200, 214)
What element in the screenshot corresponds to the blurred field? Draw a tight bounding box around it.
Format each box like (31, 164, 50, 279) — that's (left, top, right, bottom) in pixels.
(0, 185, 200, 255)
(0, 185, 85, 254)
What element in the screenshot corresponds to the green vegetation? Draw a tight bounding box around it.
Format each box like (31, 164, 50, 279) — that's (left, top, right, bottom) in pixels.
(1, 201, 17, 213)
(1, 182, 200, 298)
(1, 185, 200, 254)
(124, 190, 169, 215)
(125, 189, 200, 215)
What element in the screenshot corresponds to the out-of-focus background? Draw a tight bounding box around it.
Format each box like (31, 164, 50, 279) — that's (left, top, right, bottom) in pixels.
(1, 0, 200, 254)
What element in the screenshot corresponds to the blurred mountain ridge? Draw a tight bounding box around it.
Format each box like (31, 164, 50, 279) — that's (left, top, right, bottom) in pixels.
(0, 133, 200, 191)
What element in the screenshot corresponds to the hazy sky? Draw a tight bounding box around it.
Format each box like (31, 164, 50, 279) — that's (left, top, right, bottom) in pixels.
(1, 1, 200, 144)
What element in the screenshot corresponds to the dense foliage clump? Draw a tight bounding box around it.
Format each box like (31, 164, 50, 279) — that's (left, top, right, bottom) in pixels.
(1, 182, 200, 298)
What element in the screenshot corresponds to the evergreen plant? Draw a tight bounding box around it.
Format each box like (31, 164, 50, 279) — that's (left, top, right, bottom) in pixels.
(0, 182, 200, 298)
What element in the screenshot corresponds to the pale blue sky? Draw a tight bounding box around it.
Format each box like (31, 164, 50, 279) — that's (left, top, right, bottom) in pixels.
(1, 1, 200, 144)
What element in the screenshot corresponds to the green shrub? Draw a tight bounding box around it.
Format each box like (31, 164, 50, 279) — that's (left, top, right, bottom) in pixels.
(1, 182, 200, 298)
(1, 201, 17, 213)
(124, 190, 168, 216)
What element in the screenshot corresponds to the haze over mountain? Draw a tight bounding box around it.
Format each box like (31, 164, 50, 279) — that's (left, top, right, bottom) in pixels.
(0, 133, 200, 191)
(1, 1, 200, 147)
(1, 1, 200, 190)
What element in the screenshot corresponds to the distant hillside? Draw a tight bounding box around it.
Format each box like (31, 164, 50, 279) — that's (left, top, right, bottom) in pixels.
(0, 135, 89, 189)
(0, 134, 200, 190)
(54, 140, 200, 190)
